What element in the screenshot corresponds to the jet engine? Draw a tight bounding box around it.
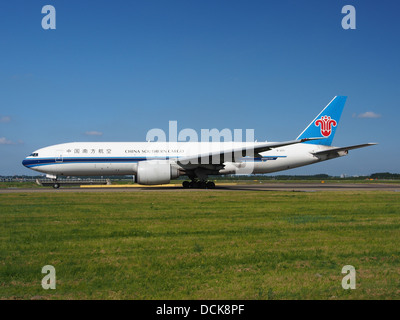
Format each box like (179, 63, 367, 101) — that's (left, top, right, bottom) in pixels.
(135, 160, 180, 185)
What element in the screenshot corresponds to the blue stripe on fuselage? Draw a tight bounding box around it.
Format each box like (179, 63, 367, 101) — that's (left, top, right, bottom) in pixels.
(22, 155, 287, 168)
(241, 156, 286, 162)
(22, 157, 153, 168)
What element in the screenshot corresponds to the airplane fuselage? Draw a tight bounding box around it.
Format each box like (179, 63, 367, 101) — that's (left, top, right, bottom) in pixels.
(22, 141, 330, 177)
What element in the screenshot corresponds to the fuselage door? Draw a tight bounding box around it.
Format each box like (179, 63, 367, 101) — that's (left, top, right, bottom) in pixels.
(55, 150, 63, 163)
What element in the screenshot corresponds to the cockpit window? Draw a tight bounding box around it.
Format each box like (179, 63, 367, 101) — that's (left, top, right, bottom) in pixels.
(30, 153, 39, 157)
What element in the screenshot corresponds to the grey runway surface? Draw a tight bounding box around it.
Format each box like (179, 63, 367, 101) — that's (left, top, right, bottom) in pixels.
(1, 183, 400, 193)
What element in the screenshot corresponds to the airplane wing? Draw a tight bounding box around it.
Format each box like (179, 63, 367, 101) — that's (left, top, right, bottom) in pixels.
(312, 143, 377, 157)
(177, 138, 322, 166)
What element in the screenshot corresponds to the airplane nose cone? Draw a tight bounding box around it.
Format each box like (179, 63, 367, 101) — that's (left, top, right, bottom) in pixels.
(22, 158, 29, 167)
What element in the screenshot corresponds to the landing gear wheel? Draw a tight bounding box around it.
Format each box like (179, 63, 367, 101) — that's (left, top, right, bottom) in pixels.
(199, 181, 207, 189)
(182, 181, 190, 188)
(184, 179, 216, 189)
(206, 181, 215, 189)
(53, 183, 60, 189)
(190, 181, 199, 188)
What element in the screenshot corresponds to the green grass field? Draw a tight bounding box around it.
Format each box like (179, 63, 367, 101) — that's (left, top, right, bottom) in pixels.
(1, 179, 400, 189)
(1, 190, 399, 300)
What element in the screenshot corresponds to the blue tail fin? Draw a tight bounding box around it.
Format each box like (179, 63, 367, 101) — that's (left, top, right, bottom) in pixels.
(296, 96, 347, 146)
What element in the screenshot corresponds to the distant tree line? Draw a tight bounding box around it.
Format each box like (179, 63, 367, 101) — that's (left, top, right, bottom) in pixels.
(370, 172, 400, 179)
(208, 173, 400, 180)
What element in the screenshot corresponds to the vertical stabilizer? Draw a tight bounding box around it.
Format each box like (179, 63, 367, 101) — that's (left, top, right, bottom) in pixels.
(296, 96, 347, 145)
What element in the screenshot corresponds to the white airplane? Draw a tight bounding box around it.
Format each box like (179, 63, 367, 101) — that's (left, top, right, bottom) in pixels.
(22, 96, 376, 188)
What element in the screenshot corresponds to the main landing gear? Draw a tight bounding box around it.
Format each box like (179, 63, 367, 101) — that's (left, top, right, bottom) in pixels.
(182, 180, 215, 189)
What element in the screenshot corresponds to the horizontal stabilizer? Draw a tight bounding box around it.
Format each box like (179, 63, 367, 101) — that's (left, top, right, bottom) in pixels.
(312, 143, 377, 156)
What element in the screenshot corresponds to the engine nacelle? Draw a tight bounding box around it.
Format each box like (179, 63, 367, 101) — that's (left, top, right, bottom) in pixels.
(135, 160, 180, 185)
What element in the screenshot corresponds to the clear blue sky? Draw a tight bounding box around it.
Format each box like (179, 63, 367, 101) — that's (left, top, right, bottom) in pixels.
(1, 0, 399, 176)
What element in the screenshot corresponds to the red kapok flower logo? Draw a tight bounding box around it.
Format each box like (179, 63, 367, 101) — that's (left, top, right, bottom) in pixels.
(315, 116, 337, 137)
